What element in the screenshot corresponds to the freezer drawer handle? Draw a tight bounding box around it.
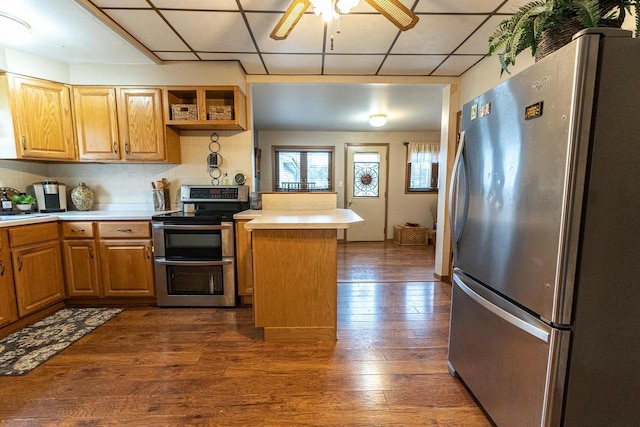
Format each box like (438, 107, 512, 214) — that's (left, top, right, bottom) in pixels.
(454, 275, 550, 343)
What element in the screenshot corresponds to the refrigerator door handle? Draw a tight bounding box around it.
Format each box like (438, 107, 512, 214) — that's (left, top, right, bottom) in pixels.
(449, 130, 467, 258)
(454, 274, 550, 343)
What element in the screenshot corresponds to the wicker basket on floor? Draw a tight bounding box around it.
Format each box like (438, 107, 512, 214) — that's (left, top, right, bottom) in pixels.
(393, 225, 428, 246)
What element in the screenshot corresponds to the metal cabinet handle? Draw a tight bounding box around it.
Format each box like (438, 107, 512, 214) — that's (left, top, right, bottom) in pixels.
(0, 260, 4, 276)
(117, 228, 133, 232)
(124, 141, 129, 154)
(88, 246, 94, 260)
(21, 136, 26, 150)
(71, 229, 85, 233)
(145, 246, 151, 259)
(113, 141, 118, 154)
(17, 256, 22, 272)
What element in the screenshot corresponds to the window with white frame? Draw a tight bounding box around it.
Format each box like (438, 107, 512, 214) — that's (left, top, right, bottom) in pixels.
(405, 142, 439, 193)
(273, 146, 334, 192)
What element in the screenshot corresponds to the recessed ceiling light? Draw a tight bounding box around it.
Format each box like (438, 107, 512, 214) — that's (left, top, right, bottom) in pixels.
(0, 11, 32, 46)
(369, 114, 387, 127)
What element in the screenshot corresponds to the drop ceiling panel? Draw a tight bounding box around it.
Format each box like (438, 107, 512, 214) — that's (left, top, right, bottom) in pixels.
(247, 12, 325, 53)
(392, 15, 487, 54)
(323, 15, 400, 54)
(150, 0, 239, 10)
(378, 55, 447, 75)
(323, 55, 385, 74)
(161, 11, 256, 52)
(415, 0, 507, 13)
(456, 15, 506, 55)
(240, 0, 292, 11)
(104, 9, 188, 51)
(157, 52, 200, 61)
(431, 55, 484, 76)
(499, 0, 530, 13)
(262, 54, 323, 74)
(91, 0, 150, 7)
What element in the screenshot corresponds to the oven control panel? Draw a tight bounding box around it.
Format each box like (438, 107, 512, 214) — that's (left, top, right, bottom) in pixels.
(180, 185, 249, 202)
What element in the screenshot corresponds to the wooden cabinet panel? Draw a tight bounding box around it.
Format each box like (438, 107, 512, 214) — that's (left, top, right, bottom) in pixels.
(0, 229, 18, 328)
(117, 88, 166, 161)
(8, 74, 76, 160)
(99, 239, 154, 297)
(62, 240, 101, 297)
(12, 240, 65, 317)
(73, 87, 119, 161)
(98, 221, 150, 239)
(8, 222, 59, 247)
(235, 219, 253, 297)
(61, 221, 95, 239)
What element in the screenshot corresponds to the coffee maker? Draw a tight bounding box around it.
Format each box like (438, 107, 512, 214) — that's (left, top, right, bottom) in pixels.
(31, 180, 67, 212)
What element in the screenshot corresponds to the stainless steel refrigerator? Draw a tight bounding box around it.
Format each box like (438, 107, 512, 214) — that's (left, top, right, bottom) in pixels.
(448, 28, 640, 427)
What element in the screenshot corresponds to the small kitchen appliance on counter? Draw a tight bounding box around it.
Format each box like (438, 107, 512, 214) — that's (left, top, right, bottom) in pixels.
(152, 185, 249, 307)
(31, 180, 67, 213)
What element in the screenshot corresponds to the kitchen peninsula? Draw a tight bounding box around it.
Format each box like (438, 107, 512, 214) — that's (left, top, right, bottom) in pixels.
(235, 193, 363, 343)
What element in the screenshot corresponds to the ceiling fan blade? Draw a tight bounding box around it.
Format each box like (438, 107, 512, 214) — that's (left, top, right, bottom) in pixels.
(364, 0, 419, 31)
(270, 0, 311, 40)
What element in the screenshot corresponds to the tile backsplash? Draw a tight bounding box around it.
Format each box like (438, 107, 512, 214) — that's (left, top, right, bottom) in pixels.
(0, 131, 253, 210)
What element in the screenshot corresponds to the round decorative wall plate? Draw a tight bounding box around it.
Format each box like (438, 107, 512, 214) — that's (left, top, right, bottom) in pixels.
(234, 173, 246, 185)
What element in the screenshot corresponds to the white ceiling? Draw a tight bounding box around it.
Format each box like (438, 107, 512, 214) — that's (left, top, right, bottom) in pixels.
(0, 0, 525, 131)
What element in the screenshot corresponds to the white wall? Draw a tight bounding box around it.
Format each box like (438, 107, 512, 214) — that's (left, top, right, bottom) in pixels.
(258, 130, 440, 239)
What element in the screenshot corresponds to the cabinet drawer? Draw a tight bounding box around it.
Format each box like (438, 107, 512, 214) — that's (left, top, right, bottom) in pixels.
(8, 222, 59, 247)
(98, 221, 150, 239)
(61, 221, 95, 238)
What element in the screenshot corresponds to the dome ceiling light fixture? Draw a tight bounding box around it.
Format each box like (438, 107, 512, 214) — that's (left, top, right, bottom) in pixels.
(369, 114, 387, 127)
(270, 0, 418, 40)
(0, 11, 32, 46)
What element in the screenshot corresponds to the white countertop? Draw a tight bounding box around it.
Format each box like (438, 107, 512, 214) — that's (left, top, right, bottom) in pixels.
(0, 209, 177, 228)
(237, 209, 364, 230)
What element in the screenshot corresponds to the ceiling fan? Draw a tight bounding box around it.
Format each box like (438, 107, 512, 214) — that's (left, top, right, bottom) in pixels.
(270, 0, 419, 40)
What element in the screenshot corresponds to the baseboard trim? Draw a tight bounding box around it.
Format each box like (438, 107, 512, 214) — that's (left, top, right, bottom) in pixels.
(434, 273, 451, 283)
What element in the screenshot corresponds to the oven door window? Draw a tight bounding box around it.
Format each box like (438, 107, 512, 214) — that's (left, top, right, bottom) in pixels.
(164, 229, 221, 260)
(166, 264, 225, 295)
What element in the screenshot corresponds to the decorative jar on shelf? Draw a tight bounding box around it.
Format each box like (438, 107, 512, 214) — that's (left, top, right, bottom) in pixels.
(70, 182, 95, 211)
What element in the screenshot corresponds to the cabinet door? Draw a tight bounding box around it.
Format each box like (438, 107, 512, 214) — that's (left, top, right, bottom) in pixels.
(100, 239, 154, 297)
(0, 229, 17, 328)
(235, 219, 254, 296)
(12, 241, 65, 317)
(10, 75, 76, 160)
(73, 87, 120, 161)
(62, 240, 101, 297)
(117, 88, 165, 161)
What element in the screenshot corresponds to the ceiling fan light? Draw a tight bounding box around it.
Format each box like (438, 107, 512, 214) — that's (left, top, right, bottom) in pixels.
(0, 12, 32, 46)
(369, 114, 387, 127)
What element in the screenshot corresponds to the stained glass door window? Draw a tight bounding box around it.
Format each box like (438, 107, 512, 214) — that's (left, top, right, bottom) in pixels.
(353, 153, 380, 197)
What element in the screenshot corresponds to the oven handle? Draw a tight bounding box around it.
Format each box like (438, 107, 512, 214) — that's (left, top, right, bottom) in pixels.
(154, 257, 233, 267)
(152, 223, 232, 231)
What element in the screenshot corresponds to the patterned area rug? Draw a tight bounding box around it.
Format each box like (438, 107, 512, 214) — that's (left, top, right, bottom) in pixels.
(0, 307, 122, 376)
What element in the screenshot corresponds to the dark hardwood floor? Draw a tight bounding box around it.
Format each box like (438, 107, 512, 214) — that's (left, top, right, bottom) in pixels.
(0, 241, 490, 426)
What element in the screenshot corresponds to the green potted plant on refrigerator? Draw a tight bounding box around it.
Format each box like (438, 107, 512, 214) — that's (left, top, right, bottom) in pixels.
(488, 0, 640, 75)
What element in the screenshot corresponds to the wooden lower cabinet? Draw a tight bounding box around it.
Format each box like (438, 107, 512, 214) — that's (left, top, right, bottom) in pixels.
(100, 239, 154, 297)
(235, 219, 253, 303)
(61, 221, 155, 298)
(9, 223, 65, 317)
(0, 229, 18, 328)
(97, 221, 154, 297)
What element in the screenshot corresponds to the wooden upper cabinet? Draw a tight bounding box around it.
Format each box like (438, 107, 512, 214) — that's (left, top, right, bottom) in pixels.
(0, 73, 76, 161)
(73, 86, 180, 163)
(73, 86, 119, 161)
(164, 86, 247, 131)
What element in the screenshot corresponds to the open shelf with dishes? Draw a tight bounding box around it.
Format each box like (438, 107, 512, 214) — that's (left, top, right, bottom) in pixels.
(163, 86, 247, 131)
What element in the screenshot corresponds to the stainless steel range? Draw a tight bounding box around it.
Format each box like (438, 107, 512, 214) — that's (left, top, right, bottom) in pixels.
(152, 185, 249, 307)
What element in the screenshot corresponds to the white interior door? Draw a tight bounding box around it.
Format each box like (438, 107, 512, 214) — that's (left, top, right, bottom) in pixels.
(345, 144, 388, 241)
